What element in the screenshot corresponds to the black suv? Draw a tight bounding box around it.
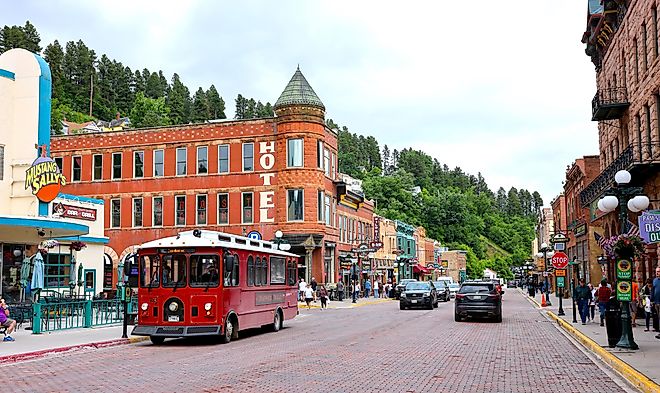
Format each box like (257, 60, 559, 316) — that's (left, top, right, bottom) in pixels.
(454, 281, 502, 322)
(400, 281, 438, 310)
(394, 279, 418, 299)
(432, 281, 451, 302)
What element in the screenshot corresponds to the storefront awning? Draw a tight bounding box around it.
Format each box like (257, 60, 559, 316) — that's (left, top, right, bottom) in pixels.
(413, 264, 433, 275)
(0, 215, 89, 243)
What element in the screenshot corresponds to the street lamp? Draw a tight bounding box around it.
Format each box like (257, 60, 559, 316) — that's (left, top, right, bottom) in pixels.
(536, 243, 554, 306)
(273, 230, 291, 251)
(569, 256, 580, 323)
(597, 169, 649, 350)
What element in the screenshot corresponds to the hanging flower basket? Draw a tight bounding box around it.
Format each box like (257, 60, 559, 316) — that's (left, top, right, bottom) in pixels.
(603, 234, 645, 260)
(41, 239, 59, 249)
(69, 241, 87, 252)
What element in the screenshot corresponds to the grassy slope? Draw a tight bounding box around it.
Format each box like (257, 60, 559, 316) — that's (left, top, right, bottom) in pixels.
(481, 235, 511, 259)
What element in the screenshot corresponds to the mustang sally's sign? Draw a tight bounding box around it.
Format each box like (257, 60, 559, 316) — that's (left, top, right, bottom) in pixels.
(639, 210, 660, 244)
(25, 151, 66, 203)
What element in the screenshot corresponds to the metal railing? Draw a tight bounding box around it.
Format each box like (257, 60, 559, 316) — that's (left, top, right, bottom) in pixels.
(32, 298, 129, 334)
(592, 87, 630, 120)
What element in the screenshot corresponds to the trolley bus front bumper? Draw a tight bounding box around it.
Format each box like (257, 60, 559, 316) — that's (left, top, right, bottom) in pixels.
(132, 324, 221, 337)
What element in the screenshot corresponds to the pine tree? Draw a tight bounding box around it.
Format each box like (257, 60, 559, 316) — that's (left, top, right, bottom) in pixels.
(382, 145, 391, 175)
(206, 85, 226, 119)
(21, 21, 41, 53)
(43, 40, 65, 102)
(192, 87, 210, 122)
(167, 73, 191, 124)
(0, 22, 41, 54)
(235, 94, 247, 119)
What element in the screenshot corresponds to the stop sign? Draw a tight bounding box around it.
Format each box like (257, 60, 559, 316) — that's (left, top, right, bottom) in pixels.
(551, 252, 569, 269)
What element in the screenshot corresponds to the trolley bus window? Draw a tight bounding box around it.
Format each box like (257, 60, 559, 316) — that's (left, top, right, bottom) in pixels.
(224, 253, 239, 287)
(140, 255, 160, 288)
(162, 254, 187, 287)
(247, 256, 255, 286)
(286, 259, 296, 286)
(270, 256, 285, 284)
(190, 255, 219, 287)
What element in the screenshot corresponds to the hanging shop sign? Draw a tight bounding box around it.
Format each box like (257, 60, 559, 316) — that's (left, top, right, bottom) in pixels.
(616, 280, 632, 302)
(574, 224, 587, 237)
(616, 259, 632, 280)
(52, 202, 97, 221)
(639, 210, 660, 244)
(25, 148, 66, 203)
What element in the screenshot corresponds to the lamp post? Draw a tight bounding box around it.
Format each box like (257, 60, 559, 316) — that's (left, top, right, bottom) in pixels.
(569, 256, 579, 323)
(597, 169, 649, 350)
(536, 243, 554, 306)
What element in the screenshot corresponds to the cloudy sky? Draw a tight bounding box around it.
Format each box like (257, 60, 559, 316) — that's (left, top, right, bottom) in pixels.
(6, 0, 598, 205)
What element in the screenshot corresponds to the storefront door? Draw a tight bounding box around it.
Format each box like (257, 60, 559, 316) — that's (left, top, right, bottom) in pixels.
(84, 269, 96, 294)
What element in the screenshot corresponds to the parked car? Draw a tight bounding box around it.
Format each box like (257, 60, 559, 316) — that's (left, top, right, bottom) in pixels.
(432, 281, 451, 302)
(448, 283, 460, 298)
(454, 281, 502, 322)
(394, 279, 418, 299)
(400, 281, 438, 310)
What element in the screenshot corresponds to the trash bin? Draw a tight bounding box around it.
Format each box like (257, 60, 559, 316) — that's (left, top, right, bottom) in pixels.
(528, 286, 536, 297)
(605, 297, 622, 348)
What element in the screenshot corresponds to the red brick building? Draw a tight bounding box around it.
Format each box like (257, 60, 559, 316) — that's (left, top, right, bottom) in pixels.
(581, 0, 660, 282)
(51, 68, 374, 287)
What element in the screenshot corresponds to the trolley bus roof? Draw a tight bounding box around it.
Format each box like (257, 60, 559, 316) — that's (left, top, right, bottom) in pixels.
(138, 230, 300, 258)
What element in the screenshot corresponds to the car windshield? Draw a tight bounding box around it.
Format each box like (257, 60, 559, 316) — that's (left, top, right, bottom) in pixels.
(406, 282, 431, 291)
(459, 284, 494, 294)
(449, 284, 460, 289)
(399, 279, 416, 286)
(433, 282, 446, 289)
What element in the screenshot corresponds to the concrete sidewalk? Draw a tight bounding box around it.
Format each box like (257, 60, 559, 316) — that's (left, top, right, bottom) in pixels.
(0, 324, 146, 364)
(522, 289, 660, 392)
(298, 296, 393, 309)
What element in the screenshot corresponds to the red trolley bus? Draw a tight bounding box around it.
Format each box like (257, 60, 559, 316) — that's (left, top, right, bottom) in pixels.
(131, 230, 299, 344)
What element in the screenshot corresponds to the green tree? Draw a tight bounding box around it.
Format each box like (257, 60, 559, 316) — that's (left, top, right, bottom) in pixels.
(0, 21, 41, 53)
(206, 85, 226, 119)
(166, 73, 191, 124)
(191, 87, 210, 122)
(130, 92, 170, 127)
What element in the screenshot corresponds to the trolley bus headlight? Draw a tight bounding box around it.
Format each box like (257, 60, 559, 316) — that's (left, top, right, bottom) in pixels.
(141, 303, 148, 311)
(168, 303, 179, 312)
(204, 303, 212, 311)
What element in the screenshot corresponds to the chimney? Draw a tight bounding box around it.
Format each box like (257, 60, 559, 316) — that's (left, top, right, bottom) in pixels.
(116, 112, 120, 120)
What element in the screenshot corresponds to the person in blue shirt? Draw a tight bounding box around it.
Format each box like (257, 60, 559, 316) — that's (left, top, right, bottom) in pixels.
(364, 279, 371, 298)
(652, 267, 660, 338)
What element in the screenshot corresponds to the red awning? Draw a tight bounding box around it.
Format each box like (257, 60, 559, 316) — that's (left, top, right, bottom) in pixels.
(413, 264, 433, 275)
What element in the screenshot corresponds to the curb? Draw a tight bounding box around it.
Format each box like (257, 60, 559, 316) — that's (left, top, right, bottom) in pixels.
(518, 288, 542, 309)
(298, 298, 393, 310)
(546, 310, 660, 393)
(0, 336, 148, 365)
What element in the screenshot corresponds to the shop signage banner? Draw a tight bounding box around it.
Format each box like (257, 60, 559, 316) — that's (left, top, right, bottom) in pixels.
(616, 280, 632, 302)
(373, 216, 380, 245)
(53, 202, 97, 221)
(639, 210, 660, 244)
(616, 259, 632, 280)
(574, 224, 586, 237)
(25, 149, 66, 203)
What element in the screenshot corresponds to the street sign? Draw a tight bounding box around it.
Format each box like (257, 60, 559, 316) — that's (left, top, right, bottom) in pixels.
(556, 277, 565, 288)
(616, 259, 632, 280)
(639, 210, 660, 244)
(247, 231, 262, 240)
(555, 269, 566, 277)
(551, 252, 569, 269)
(616, 281, 632, 301)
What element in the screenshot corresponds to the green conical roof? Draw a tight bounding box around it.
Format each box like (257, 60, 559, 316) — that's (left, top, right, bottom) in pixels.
(274, 66, 325, 111)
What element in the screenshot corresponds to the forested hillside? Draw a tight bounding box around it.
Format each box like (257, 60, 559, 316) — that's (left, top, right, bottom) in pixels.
(0, 21, 273, 132)
(330, 120, 542, 279)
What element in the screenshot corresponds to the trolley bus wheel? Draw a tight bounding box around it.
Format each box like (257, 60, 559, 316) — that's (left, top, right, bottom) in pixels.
(221, 317, 236, 343)
(272, 310, 282, 332)
(150, 336, 165, 345)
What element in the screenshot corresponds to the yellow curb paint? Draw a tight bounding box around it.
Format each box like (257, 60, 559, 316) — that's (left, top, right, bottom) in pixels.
(128, 337, 149, 344)
(518, 288, 542, 309)
(546, 311, 660, 393)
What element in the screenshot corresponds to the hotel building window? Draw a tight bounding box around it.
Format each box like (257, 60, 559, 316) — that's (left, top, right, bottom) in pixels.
(72, 155, 82, 182)
(218, 144, 229, 173)
(153, 149, 164, 177)
(287, 189, 304, 221)
(197, 146, 208, 174)
(176, 148, 187, 176)
(218, 193, 229, 225)
(197, 194, 207, 225)
(112, 152, 122, 179)
(133, 197, 143, 227)
(111, 199, 121, 228)
(287, 138, 303, 167)
(242, 192, 253, 223)
(243, 143, 254, 172)
(54, 156, 62, 174)
(93, 154, 102, 181)
(134, 151, 144, 178)
(175, 195, 186, 226)
(153, 196, 163, 227)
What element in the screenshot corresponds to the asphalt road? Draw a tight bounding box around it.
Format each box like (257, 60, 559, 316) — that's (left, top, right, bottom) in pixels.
(4, 291, 632, 392)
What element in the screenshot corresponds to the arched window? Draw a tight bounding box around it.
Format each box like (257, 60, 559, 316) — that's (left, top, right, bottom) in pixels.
(255, 257, 262, 286)
(232, 254, 239, 286)
(247, 256, 255, 286)
(260, 256, 268, 285)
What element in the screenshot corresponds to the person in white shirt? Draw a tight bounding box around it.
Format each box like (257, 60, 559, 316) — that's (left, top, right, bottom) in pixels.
(373, 280, 379, 298)
(298, 279, 306, 302)
(353, 282, 361, 303)
(304, 284, 314, 309)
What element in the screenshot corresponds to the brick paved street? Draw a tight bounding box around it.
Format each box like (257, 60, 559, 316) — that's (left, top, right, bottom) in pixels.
(4, 291, 632, 393)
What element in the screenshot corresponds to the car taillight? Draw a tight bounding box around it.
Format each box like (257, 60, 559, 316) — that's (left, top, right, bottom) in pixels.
(488, 294, 499, 298)
(456, 294, 465, 299)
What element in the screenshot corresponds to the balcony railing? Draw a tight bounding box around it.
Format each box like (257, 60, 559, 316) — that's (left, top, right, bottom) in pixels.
(580, 142, 660, 207)
(592, 87, 630, 121)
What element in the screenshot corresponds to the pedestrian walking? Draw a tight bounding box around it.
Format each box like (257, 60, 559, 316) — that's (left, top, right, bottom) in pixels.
(311, 277, 318, 303)
(298, 278, 306, 302)
(304, 284, 314, 309)
(364, 279, 371, 298)
(652, 267, 660, 338)
(631, 278, 640, 327)
(0, 298, 16, 341)
(643, 279, 653, 331)
(337, 280, 344, 301)
(353, 282, 360, 303)
(595, 279, 612, 327)
(573, 279, 592, 325)
(588, 283, 596, 323)
(318, 285, 329, 309)
(373, 280, 379, 298)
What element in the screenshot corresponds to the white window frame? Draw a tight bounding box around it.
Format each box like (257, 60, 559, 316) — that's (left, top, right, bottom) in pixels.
(197, 146, 208, 175)
(242, 192, 253, 224)
(152, 196, 163, 227)
(217, 193, 229, 225)
(112, 152, 122, 180)
(317, 140, 324, 168)
(153, 149, 164, 178)
(287, 138, 304, 167)
(176, 148, 187, 176)
(132, 197, 143, 228)
(242, 143, 254, 172)
(196, 194, 208, 225)
(72, 155, 82, 182)
(331, 152, 337, 179)
(92, 154, 103, 181)
(218, 144, 230, 174)
(317, 191, 324, 222)
(175, 195, 186, 226)
(286, 189, 304, 222)
(323, 148, 330, 176)
(133, 151, 144, 178)
(110, 199, 121, 228)
(324, 194, 331, 226)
